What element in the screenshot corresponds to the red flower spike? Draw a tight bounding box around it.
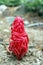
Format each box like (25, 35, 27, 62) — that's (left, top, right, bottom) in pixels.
(8, 17, 29, 60)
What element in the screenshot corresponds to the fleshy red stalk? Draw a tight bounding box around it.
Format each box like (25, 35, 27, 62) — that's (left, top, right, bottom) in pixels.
(8, 17, 29, 60)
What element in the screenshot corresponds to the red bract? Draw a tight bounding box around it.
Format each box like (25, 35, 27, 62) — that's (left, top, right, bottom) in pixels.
(8, 17, 29, 60)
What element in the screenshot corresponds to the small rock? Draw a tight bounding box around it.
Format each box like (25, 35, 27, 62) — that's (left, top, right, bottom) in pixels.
(23, 62, 30, 65)
(0, 5, 7, 12)
(0, 21, 4, 24)
(32, 62, 41, 65)
(24, 20, 29, 25)
(32, 58, 41, 65)
(36, 51, 42, 57)
(3, 29, 9, 33)
(20, 63, 23, 65)
(0, 11, 2, 14)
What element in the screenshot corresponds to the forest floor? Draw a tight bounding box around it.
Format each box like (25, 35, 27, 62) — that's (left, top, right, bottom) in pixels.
(0, 6, 43, 65)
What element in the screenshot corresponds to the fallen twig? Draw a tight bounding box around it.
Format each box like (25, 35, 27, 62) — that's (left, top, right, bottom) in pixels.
(25, 23, 43, 28)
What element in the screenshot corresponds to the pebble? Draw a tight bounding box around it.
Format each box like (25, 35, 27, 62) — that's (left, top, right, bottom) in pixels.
(23, 62, 30, 65)
(35, 51, 42, 57)
(0, 21, 4, 24)
(24, 20, 29, 25)
(3, 29, 9, 33)
(0, 11, 2, 14)
(32, 62, 41, 65)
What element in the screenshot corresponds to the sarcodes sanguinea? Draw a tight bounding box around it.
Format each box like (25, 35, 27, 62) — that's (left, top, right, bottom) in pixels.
(8, 17, 29, 60)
